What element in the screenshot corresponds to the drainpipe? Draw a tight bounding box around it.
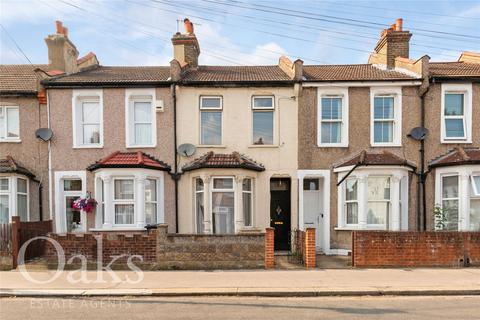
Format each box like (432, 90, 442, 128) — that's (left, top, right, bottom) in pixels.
(171, 83, 179, 233)
(419, 84, 430, 231)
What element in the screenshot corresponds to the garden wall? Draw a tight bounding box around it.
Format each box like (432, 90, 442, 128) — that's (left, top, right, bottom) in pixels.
(352, 231, 480, 268)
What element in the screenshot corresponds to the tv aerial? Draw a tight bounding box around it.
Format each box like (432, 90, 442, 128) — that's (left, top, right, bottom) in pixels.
(177, 143, 196, 157)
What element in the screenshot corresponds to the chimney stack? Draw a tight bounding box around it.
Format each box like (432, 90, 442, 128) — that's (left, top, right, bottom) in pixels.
(171, 18, 200, 68)
(368, 18, 412, 69)
(45, 21, 79, 74)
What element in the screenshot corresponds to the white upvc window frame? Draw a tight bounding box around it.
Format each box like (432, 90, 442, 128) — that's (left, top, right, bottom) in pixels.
(434, 165, 480, 231)
(370, 87, 402, 147)
(72, 89, 103, 148)
(242, 177, 253, 227)
(194, 177, 205, 234)
(317, 87, 349, 147)
(441, 83, 472, 144)
(335, 166, 410, 231)
(0, 105, 20, 142)
(93, 168, 164, 231)
(0, 175, 30, 223)
(199, 95, 223, 146)
(210, 176, 235, 234)
(472, 175, 480, 197)
(366, 175, 391, 229)
(145, 178, 158, 225)
(251, 95, 275, 146)
(344, 177, 359, 226)
(125, 88, 157, 148)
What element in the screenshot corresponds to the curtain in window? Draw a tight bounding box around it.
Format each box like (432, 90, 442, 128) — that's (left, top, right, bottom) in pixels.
(17, 179, 27, 221)
(6, 108, 19, 138)
(212, 192, 234, 234)
(321, 97, 342, 144)
(195, 178, 204, 233)
(145, 179, 157, 225)
(115, 204, 134, 225)
(242, 178, 252, 226)
(346, 179, 358, 224)
(114, 180, 134, 199)
(367, 177, 390, 225)
(82, 102, 100, 144)
(200, 112, 222, 145)
(442, 175, 459, 231)
(0, 195, 8, 223)
(134, 102, 152, 145)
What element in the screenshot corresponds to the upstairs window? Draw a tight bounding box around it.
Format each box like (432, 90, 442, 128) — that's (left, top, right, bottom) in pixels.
(317, 88, 348, 147)
(200, 96, 222, 145)
(441, 83, 472, 143)
(72, 90, 103, 148)
(0, 106, 20, 142)
(370, 88, 402, 146)
(444, 93, 465, 139)
(252, 96, 274, 145)
(126, 89, 156, 148)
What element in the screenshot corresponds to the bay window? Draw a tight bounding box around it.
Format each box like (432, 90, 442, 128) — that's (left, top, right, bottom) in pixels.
(200, 96, 222, 145)
(0, 106, 20, 142)
(252, 96, 274, 145)
(441, 83, 472, 143)
(0, 176, 30, 223)
(145, 178, 157, 225)
(336, 168, 408, 230)
(436, 166, 480, 231)
(126, 89, 156, 148)
(72, 90, 103, 148)
(370, 87, 402, 146)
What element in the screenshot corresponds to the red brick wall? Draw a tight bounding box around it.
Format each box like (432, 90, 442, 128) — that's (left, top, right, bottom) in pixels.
(47, 232, 157, 269)
(303, 228, 316, 268)
(265, 228, 275, 269)
(352, 231, 480, 268)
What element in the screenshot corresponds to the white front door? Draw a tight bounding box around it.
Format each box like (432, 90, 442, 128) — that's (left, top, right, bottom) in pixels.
(62, 179, 85, 233)
(303, 178, 324, 251)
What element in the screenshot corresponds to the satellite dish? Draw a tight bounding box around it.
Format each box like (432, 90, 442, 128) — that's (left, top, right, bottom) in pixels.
(35, 128, 53, 141)
(177, 143, 196, 157)
(407, 127, 429, 141)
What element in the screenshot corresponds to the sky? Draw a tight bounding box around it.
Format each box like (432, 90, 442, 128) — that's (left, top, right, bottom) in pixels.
(1, 0, 479, 67)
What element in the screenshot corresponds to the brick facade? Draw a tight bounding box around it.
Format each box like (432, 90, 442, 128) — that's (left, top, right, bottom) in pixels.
(47, 225, 267, 270)
(265, 227, 275, 269)
(303, 228, 316, 268)
(352, 231, 480, 267)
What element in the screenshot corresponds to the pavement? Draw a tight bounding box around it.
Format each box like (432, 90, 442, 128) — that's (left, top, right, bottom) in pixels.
(1, 268, 479, 297)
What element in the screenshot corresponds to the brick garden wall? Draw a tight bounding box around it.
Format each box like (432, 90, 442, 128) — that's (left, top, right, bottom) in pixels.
(47, 225, 266, 270)
(352, 231, 480, 268)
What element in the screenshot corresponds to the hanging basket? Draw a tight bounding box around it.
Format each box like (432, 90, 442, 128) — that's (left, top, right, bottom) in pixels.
(72, 192, 98, 213)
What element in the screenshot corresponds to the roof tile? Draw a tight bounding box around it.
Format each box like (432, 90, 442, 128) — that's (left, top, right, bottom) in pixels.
(87, 151, 170, 171)
(181, 66, 291, 83)
(429, 147, 480, 168)
(0, 156, 36, 178)
(0, 64, 47, 94)
(334, 150, 416, 169)
(303, 64, 417, 81)
(430, 62, 480, 78)
(182, 151, 265, 172)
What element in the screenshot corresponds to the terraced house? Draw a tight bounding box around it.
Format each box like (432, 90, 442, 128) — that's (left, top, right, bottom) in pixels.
(1, 18, 478, 258)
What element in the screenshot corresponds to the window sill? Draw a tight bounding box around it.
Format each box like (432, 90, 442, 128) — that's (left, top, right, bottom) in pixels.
(126, 145, 157, 149)
(197, 145, 227, 148)
(317, 144, 348, 148)
(0, 139, 21, 143)
(370, 143, 402, 148)
(248, 144, 279, 148)
(73, 144, 104, 149)
(334, 226, 387, 231)
(89, 227, 146, 232)
(441, 140, 472, 144)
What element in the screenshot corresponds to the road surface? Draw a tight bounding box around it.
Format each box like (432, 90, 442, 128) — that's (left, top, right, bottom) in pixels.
(1, 295, 478, 319)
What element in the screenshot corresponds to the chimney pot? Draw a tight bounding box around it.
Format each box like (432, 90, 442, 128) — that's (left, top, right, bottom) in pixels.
(63, 27, 68, 37)
(184, 18, 194, 34)
(55, 21, 63, 34)
(395, 18, 403, 31)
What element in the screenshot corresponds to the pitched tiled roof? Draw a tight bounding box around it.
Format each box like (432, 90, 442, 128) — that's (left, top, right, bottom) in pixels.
(0, 64, 47, 94)
(430, 62, 480, 78)
(181, 66, 291, 83)
(87, 151, 171, 171)
(182, 151, 265, 172)
(429, 147, 480, 169)
(0, 156, 36, 178)
(303, 64, 418, 81)
(334, 150, 416, 169)
(45, 66, 170, 86)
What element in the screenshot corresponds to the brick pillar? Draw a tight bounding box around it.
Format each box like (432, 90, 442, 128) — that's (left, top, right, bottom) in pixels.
(304, 227, 316, 269)
(265, 227, 274, 269)
(11, 216, 20, 269)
